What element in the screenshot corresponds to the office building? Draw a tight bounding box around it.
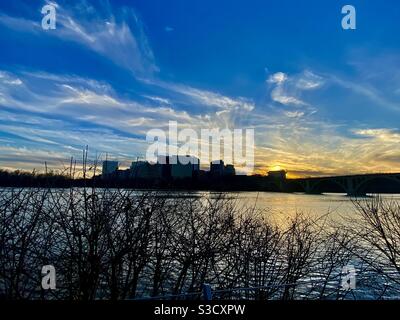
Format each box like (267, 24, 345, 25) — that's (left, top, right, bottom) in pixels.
(170, 155, 200, 179)
(224, 164, 236, 176)
(130, 161, 162, 179)
(102, 160, 118, 177)
(210, 160, 225, 177)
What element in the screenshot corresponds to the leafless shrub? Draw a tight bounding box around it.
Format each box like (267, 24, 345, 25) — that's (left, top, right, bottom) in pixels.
(0, 186, 378, 301)
(0, 188, 55, 299)
(347, 196, 400, 297)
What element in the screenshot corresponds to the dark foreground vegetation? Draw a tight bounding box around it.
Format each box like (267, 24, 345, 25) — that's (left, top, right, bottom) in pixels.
(1, 185, 400, 300)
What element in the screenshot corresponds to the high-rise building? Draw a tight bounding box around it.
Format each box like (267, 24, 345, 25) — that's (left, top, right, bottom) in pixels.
(102, 160, 118, 177)
(129, 155, 200, 180)
(210, 160, 225, 177)
(224, 164, 236, 176)
(170, 155, 200, 179)
(130, 161, 162, 179)
(210, 161, 236, 177)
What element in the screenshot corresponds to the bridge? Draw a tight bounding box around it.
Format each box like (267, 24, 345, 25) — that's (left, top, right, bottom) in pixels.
(289, 173, 400, 196)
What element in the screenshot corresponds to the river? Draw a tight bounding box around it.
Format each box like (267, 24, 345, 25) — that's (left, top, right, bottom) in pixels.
(155, 191, 400, 225)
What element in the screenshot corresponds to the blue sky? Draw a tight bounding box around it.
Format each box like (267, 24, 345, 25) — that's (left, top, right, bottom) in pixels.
(0, 0, 399, 176)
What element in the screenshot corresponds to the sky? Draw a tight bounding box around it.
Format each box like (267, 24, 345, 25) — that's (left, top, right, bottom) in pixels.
(0, 0, 399, 177)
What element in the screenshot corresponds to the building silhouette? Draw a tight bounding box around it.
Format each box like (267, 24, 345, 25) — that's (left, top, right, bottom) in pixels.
(102, 156, 235, 182)
(102, 160, 118, 177)
(224, 164, 236, 176)
(169, 155, 200, 179)
(210, 160, 236, 177)
(210, 160, 225, 177)
(125, 155, 201, 181)
(130, 161, 162, 179)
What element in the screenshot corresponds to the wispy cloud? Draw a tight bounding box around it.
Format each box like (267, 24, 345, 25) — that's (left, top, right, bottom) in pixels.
(353, 128, 400, 142)
(1, 67, 400, 176)
(296, 71, 324, 90)
(0, 13, 41, 32)
(267, 70, 324, 107)
(0, 0, 158, 77)
(267, 72, 287, 85)
(270, 86, 307, 107)
(1, 2, 399, 176)
(329, 74, 400, 112)
(148, 79, 255, 112)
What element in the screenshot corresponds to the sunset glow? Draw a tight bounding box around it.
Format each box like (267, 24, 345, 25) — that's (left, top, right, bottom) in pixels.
(0, 1, 399, 177)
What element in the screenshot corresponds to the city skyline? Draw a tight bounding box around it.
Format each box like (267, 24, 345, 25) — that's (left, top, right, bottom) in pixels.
(0, 0, 400, 178)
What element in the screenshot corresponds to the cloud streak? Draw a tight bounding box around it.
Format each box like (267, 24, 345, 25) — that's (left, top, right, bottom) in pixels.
(1, 2, 400, 176)
(1, 66, 400, 176)
(267, 70, 324, 108)
(0, 0, 158, 77)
